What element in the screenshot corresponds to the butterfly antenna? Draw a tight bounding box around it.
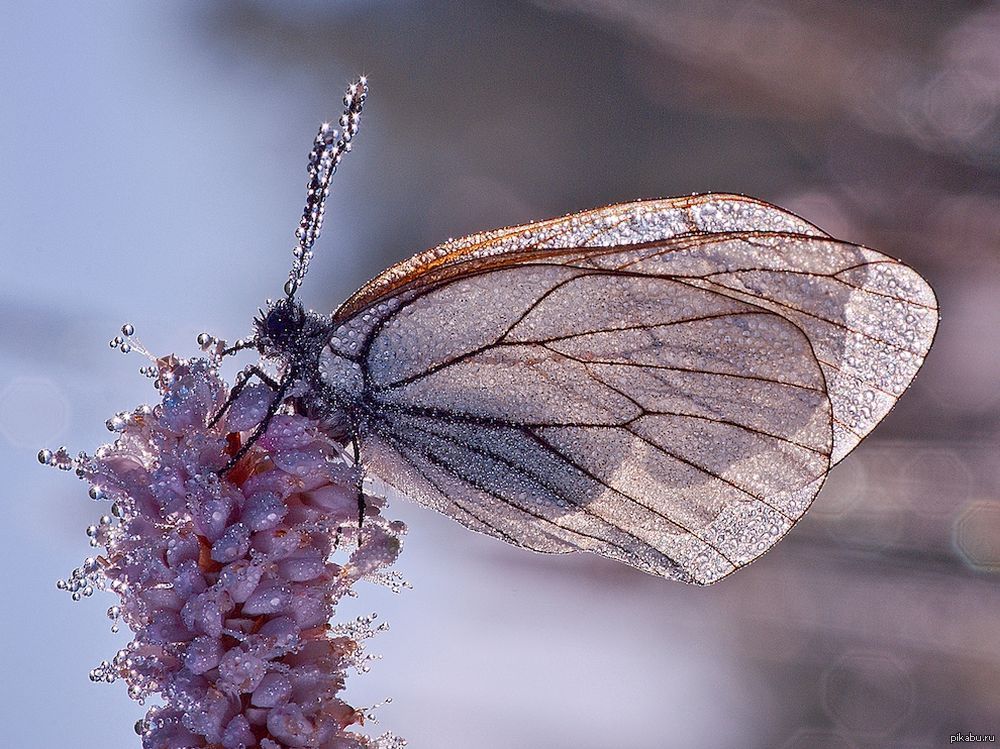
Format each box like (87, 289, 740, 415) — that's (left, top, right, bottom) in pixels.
(285, 76, 369, 300)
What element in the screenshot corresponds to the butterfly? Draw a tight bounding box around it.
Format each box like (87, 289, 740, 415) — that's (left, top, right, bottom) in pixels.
(221, 78, 938, 585)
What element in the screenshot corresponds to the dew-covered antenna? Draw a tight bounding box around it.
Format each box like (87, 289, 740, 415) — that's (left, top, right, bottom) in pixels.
(285, 76, 368, 300)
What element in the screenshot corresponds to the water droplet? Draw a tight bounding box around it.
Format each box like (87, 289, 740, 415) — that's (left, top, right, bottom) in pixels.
(106, 413, 127, 432)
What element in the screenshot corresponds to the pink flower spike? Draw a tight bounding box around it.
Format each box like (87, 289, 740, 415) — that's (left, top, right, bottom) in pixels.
(51, 355, 407, 748)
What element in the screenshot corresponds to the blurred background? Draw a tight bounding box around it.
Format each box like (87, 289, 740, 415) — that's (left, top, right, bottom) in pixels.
(3, 2, 998, 747)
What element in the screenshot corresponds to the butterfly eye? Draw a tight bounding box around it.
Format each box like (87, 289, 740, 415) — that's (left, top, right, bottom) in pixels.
(260, 300, 306, 343)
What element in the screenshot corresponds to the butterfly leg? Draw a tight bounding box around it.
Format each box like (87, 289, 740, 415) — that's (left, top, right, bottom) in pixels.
(208, 365, 281, 429)
(219, 370, 294, 474)
(219, 338, 258, 358)
(352, 437, 366, 540)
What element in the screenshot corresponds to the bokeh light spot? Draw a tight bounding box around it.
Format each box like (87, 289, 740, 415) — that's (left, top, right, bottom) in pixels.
(954, 500, 1000, 573)
(901, 448, 972, 517)
(821, 652, 913, 736)
(780, 728, 858, 749)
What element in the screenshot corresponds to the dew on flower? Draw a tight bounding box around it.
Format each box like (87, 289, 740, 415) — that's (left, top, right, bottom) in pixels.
(45, 352, 407, 748)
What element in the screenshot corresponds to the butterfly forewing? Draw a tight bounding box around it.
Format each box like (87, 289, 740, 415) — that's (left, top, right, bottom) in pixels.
(336, 194, 828, 320)
(598, 232, 940, 463)
(323, 195, 937, 583)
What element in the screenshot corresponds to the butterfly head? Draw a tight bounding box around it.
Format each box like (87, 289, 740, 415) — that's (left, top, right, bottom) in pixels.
(258, 297, 306, 345)
(254, 298, 332, 367)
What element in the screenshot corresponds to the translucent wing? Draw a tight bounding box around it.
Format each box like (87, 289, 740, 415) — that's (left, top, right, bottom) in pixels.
(338, 193, 829, 319)
(323, 195, 937, 584)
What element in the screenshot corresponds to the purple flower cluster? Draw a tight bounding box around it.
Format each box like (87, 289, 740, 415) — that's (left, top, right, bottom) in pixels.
(47, 355, 406, 749)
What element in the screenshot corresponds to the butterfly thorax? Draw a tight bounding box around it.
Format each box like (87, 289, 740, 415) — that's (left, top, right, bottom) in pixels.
(317, 327, 366, 410)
